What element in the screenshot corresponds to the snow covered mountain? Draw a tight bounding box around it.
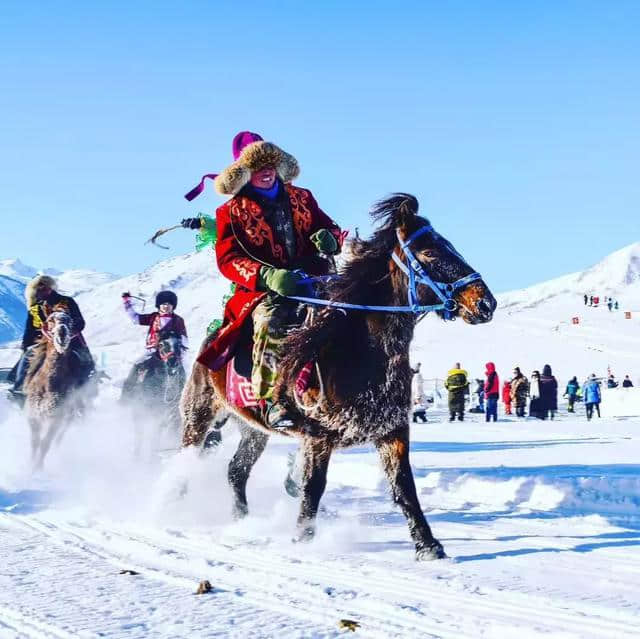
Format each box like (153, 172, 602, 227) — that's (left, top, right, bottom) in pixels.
(2, 242, 639, 385)
(500, 241, 640, 311)
(0, 276, 26, 344)
(0, 259, 118, 345)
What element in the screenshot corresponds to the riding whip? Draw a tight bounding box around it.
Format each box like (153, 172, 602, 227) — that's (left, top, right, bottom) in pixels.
(145, 224, 183, 250)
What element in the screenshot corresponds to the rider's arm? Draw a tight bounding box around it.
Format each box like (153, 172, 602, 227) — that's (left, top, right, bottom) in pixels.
(301, 188, 344, 252)
(215, 202, 263, 291)
(122, 296, 140, 324)
(22, 312, 35, 350)
(66, 297, 85, 334)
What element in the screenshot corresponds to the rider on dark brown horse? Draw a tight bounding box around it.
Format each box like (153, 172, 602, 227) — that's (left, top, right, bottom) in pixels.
(9, 274, 94, 397)
(182, 131, 343, 427)
(121, 290, 188, 391)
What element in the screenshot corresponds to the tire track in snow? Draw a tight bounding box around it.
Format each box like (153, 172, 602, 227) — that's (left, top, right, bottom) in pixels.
(0, 605, 75, 639)
(11, 514, 640, 639)
(0, 516, 337, 639)
(8, 515, 467, 639)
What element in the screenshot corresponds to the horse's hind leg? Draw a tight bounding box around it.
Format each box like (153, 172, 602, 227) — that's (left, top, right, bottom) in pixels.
(295, 437, 333, 541)
(376, 430, 446, 560)
(228, 424, 269, 519)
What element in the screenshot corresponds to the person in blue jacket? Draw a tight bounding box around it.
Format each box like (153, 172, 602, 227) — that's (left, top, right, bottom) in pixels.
(583, 374, 601, 420)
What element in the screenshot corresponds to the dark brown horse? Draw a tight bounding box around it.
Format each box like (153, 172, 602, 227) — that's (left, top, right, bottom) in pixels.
(180, 194, 496, 559)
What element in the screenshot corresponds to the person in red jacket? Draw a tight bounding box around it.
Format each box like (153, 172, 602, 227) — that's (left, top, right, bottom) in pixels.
(502, 379, 512, 415)
(484, 362, 500, 422)
(183, 132, 343, 428)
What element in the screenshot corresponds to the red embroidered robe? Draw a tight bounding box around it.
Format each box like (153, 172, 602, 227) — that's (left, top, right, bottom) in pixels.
(198, 184, 342, 371)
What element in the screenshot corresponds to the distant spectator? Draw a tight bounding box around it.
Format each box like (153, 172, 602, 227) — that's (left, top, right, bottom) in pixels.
(502, 380, 513, 415)
(607, 374, 618, 389)
(484, 362, 500, 422)
(589, 295, 593, 306)
(445, 363, 469, 422)
(615, 301, 619, 310)
(529, 370, 543, 419)
(584, 374, 602, 420)
(539, 364, 559, 420)
(565, 376, 580, 413)
(607, 300, 613, 312)
(622, 375, 634, 388)
(470, 378, 485, 413)
(510, 367, 529, 418)
(411, 362, 425, 403)
(412, 397, 428, 423)
(584, 294, 588, 305)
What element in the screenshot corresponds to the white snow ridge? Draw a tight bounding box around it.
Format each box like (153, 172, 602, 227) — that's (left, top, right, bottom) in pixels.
(1, 243, 640, 638)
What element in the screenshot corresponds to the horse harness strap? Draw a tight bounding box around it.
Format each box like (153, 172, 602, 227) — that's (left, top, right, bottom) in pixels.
(287, 223, 482, 317)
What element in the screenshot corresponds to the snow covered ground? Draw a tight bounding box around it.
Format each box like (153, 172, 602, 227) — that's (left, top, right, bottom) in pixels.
(1, 241, 640, 637)
(1, 391, 640, 638)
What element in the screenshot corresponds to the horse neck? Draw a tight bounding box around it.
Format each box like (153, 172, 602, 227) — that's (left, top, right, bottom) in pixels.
(42, 341, 73, 383)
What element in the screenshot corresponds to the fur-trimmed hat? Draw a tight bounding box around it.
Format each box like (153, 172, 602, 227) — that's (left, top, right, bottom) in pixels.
(214, 140, 299, 196)
(156, 290, 178, 309)
(25, 274, 57, 306)
(184, 131, 299, 200)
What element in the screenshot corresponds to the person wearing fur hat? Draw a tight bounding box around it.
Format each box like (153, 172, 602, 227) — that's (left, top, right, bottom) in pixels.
(121, 290, 188, 390)
(9, 274, 93, 397)
(183, 131, 343, 427)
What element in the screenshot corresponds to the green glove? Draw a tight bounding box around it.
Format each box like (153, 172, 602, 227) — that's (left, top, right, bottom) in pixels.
(258, 267, 303, 296)
(310, 229, 339, 255)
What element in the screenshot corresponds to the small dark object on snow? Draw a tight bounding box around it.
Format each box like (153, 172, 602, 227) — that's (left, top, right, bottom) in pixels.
(195, 580, 213, 595)
(339, 619, 361, 632)
(119, 569, 140, 575)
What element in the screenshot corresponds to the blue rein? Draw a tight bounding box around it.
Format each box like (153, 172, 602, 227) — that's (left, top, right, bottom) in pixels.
(287, 224, 482, 318)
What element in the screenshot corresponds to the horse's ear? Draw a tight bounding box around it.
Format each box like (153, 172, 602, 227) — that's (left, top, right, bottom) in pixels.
(395, 196, 418, 232)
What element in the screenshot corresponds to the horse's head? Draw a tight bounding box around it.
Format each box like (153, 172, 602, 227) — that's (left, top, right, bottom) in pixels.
(157, 333, 184, 372)
(378, 194, 497, 324)
(45, 310, 73, 354)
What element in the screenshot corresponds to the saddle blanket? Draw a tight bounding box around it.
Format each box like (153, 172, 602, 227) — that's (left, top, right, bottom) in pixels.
(226, 358, 259, 408)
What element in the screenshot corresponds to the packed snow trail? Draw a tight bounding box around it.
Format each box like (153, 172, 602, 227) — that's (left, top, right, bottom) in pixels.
(1, 398, 640, 638)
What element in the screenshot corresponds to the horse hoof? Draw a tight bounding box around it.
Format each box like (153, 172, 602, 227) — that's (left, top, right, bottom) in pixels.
(232, 503, 248, 520)
(416, 542, 447, 561)
(292, 526, 315, 543)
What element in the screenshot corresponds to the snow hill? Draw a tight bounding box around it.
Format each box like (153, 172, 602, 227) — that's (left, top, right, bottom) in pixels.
(1, 242, 639, 389)
(414, 241, 640, 389)
(0, 258, 118, 345)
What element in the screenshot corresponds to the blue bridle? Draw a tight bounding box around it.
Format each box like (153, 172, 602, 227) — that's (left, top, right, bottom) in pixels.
(287, 224, 483, 318)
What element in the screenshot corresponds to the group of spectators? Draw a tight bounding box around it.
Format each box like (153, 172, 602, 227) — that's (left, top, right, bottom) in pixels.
(584, 294, 620, 312)
(418, 364, 636, 423)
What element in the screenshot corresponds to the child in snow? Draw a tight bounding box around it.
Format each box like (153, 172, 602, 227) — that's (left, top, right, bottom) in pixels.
(502, 380, 512, 415)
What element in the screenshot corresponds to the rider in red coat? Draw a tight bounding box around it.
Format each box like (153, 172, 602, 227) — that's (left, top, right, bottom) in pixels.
(184, 132, 343, 426)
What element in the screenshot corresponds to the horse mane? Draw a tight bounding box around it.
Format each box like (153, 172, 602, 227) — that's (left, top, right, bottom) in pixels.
(277, 194, 423, 392)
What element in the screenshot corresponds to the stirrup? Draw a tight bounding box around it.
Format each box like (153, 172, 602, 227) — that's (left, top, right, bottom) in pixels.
(264, 401, 294, 429)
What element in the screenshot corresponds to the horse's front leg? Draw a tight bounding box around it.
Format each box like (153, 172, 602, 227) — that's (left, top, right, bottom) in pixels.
(29, 417, 41, 466)
(376, 430, 446, 560)
(295, 437, 333, 542)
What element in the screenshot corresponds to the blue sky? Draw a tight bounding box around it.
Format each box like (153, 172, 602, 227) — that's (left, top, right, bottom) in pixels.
(1, 1, 638, 292)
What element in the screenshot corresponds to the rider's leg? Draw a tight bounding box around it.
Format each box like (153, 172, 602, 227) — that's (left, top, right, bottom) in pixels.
(11, 348, 33, 394)
(251, 297, 299, 427)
